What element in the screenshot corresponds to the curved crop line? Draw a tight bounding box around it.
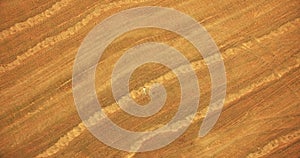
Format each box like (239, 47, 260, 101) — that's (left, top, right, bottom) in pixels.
(0, 0, 72, 40)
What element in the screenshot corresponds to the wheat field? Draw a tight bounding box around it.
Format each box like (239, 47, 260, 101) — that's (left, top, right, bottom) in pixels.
(0, 0, 300, 157)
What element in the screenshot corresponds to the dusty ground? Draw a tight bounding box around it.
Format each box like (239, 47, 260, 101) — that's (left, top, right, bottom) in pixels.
(0, 0, 300, 157)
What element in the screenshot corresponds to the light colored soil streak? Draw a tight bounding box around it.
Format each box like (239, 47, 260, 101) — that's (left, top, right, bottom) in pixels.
(246, 129, 300, 158)
(0, 0, 72, 40)
(35, 17, 300, 156)
(126, 55, 299, 156)
(1, 0, 298, 157)
(0, 0, 143, 73)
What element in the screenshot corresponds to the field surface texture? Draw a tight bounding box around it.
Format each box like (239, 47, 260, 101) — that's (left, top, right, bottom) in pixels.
(0, 0, 299, 157)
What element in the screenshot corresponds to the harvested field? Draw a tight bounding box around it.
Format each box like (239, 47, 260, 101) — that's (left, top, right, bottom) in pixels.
(0, 0, 299, 157)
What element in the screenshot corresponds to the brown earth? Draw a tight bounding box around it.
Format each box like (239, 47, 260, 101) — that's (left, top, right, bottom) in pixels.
(0, 0, 299, 157)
